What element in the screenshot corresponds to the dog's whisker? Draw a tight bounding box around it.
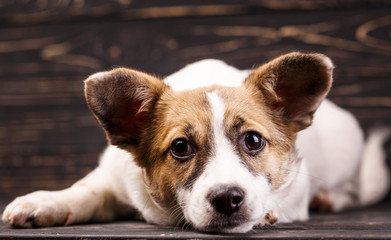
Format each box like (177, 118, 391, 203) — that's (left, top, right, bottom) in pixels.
(170, 206, 184, 222)
(280, 167, 329, 185)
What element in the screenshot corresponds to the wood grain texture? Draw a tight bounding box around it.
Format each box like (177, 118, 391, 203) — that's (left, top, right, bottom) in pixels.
(0, 0, 390, 204)
(0, 201, 390, 239)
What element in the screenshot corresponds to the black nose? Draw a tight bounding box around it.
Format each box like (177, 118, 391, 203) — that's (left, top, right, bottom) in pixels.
(208, 186, 245, 216)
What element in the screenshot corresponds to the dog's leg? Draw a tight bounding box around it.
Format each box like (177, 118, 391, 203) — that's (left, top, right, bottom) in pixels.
(2, 166, 128, 228)
(310, 183, 358, 212)
(311, 128, 390, 212)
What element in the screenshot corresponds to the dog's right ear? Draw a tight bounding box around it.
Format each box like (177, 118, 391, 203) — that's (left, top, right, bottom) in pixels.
(244, 52, 333, 132)
(84, 68, 168, 147)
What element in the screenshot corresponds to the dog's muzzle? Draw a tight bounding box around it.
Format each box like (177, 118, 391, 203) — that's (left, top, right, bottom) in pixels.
(201, 185, 252, 232)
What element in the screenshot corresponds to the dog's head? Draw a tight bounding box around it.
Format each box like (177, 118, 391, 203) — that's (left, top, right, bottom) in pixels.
(84, 52, 333, 233)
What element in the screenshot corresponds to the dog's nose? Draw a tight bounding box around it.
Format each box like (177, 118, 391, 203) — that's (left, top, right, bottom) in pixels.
(208, 186, 245, 216)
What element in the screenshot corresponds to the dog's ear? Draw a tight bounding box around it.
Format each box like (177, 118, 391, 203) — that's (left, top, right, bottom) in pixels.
(84, 68, 168, 147)
(244, 52, 333, 131)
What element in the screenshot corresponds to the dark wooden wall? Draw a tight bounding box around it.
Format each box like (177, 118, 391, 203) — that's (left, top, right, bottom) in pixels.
(1, 0, 390, 200)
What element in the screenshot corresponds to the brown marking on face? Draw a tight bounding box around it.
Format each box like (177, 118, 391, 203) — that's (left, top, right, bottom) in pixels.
(135, 88, 215, 207)
(217, 87, 297, 189)
(85, 68, 217, 208)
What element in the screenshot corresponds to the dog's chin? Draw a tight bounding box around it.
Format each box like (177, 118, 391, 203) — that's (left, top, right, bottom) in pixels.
(191, 216, 257, 234)
(196, 222, 255, 234)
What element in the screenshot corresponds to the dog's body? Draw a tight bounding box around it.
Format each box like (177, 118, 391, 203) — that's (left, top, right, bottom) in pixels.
(3, 53, 390, 233)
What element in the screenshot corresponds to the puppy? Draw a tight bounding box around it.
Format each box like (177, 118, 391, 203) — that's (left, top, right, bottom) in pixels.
(2, 52, 390, 233)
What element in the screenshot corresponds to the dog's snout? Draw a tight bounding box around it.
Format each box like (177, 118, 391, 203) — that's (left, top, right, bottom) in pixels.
(208, 186, 245, 216)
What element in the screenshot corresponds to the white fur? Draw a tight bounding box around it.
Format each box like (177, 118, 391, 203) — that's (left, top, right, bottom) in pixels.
(359, 128, 391, 206)
(265, 159, 310, 223)
(297, 99, 365, 210)
(164, 59, 251, 91)
(3, 59, 389, 233)
(88, 71, 110, 82)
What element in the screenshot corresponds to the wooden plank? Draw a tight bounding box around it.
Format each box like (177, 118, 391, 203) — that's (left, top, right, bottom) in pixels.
(1, 0, 391, 25)
(2, 0, 391, 26)
(0, 202, 390, 239)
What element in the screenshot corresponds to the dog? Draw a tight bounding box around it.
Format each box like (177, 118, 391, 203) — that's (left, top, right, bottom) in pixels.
(2, 52, 390, 233)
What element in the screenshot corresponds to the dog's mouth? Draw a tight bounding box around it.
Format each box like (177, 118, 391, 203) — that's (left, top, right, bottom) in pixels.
(194, 213, 255, 233)
(178, 185, 264, 233)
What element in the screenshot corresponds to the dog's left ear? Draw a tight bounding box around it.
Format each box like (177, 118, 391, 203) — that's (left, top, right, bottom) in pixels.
(244, 52, 334, 131)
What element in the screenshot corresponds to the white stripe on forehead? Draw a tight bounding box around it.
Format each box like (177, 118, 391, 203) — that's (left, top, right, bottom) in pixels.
(206, 91, 226, 135)
(206, 91, 234, 159)
(205, 91, 246, 183)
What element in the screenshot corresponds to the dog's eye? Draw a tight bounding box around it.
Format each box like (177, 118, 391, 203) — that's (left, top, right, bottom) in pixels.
(243, 131, 265, 153)
(170, 138, 194, 160)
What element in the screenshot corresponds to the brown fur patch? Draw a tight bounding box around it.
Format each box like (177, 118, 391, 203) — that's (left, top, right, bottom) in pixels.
(85, 68, 217, 208)
(84, 67, 168, 147)
(135, 89, 215, 206)
(217, 87, 297, 189)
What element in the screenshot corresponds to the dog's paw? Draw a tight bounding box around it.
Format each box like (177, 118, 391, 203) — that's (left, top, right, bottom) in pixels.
(310, 190, 333, 211)
(258, 210, 279, 226)
(264, 211, 279, 225)
(2, 191, 71, 228)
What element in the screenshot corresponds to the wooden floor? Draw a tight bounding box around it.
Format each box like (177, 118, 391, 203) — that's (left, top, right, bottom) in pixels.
(1, 0, 391, 239)
(1, 201, 391, 239)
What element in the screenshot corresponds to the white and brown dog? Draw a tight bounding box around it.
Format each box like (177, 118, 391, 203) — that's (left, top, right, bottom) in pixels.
(2, 52, 390, 233)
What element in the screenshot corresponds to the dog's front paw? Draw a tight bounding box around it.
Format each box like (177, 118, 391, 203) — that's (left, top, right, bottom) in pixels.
(2, 191, 71, 228)
(258, 209, 280, 227)
(310, 190, 333, 211)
